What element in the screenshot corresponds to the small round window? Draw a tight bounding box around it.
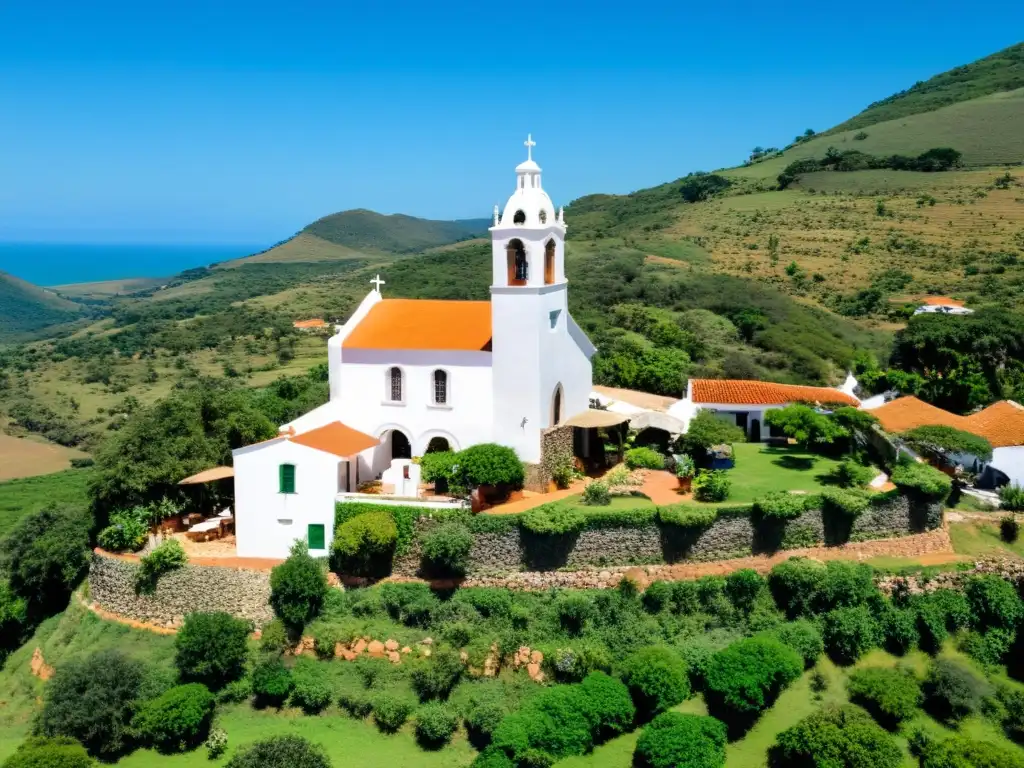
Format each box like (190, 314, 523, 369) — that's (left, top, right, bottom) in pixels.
(539, 209, 547, 224)
(513, 210, 526, 225)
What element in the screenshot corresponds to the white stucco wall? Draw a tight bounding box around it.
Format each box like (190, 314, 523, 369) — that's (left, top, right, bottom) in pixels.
(232, 439, 343, 559)
(991, 446, 1024, 487)
(668, 398, 781, 441)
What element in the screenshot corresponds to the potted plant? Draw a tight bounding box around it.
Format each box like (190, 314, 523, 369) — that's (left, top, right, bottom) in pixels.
(674, 453, 695, 492)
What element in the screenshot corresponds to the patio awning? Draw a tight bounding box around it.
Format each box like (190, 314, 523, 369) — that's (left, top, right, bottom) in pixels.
(179, 466, 234, 485)
(628, 411, 687, 434)
(563, 409, 631, 428)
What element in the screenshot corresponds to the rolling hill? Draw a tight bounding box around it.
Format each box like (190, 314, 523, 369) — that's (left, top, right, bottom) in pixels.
(299, 209, 490, 254)
(0, 271, 87, 341)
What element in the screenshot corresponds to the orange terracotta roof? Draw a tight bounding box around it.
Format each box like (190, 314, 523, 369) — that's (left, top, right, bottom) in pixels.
(343, 299, 492, 351)
(293, 318, 327, 328)
(870, 396, 969, 434)
(965, 401, 1024, 448)
(289, 421, 380, 457)
(690, 379, 858, 407)
(921, 296, 965, 307)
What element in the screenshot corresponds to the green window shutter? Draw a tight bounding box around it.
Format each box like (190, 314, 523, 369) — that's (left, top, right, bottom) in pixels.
(279, 464, 295, 494)
(308, 524, 325, 550)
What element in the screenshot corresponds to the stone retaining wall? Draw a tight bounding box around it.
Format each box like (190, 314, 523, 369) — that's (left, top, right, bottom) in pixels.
(89, 552, 274, 629)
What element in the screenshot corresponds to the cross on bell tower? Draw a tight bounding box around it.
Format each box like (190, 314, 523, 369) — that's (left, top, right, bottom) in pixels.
(524, 133, 536, 161)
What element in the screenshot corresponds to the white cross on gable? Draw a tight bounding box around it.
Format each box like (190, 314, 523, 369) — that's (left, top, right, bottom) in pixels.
(524, 133, 536, 161)
(370, 274, 385, 293)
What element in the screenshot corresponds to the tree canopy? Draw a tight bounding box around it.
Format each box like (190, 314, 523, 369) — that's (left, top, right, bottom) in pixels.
(901, 425, 993, 461)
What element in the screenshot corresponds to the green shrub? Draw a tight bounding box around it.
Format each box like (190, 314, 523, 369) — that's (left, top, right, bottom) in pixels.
(556, 593, 596, 635)
(456, 444, 525, 489)
(960, 628, 1014, 669)
(525, 685, 595, 758)
(820, 487, 870, 518)
(1002, 516, 1020, 543)
(923, 658, 994, 723)
(410, 647, 464, 701)
(999, 686, 1024, 743)
(541, 641, 613, 683)
(332, 511, 397, 575)
(681, 411, 745, 452)
(703, 637, 802, 732)
(97, 513, 148, 553)
(310, 622, 347, 659)
(821, 560, 876, 611)
(134, 539, 187, 595)
(133, 683, 214, 752)
(290, 658, 333, 714)
(753, 492, 807, 521)
(415, 703, 459, 748)
(768, 619, 823, 668)
(205, 728, 228, 759)
(582, 480, 611, 506)
(768, 705, 902, 768)
(252, 657, 293, 707)
(657, 504, 717, 528)
(725, 569, 766, 613)
(38, 649, 145, 758)
(2, 737, 94, 768)
(964, 574, 1023, 630)
(847, 667, 922, 730)
(768, 558, 826, 617)
(419, 451, 458, 485)
(372, 693, 416, 733)
(642, 580, 674, 613)
(463, 685, 508, 747)
(925, 588, 973, 633)
(880, 607, 920, 655)
(579, 671, 635, 741)
(692, 470, 730, 502)
(633, 712, 727, 768)
(920, 735, 1024, 768)
(822, 606, 880, 664)
(270, 542, 329, 630)
(830, 459, 876, 488)
(224, 735, 331, 768)
(915, 600, 949, 654)
(338, 688, 374, 718)
(217, 677, 252, 704)
(521, 504, 585, 536)
(674, 453, 696, 478)
(175, 612, 251, 689)
(1000, 484, 1024, 511)
(901, 425, 993, 462)
(421, 521, 473, 576)
(453, 587, 513, 618)
(259, 619, 292, 655)
(380, 582, 439, 626)
(619, 646, 691, 721)
(625, 447, 665, 470)
(473, 747, 515, 768)
(891, 462, 952, 501)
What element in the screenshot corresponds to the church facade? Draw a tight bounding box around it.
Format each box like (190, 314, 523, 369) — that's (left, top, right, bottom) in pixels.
(232, 138, 595, 559)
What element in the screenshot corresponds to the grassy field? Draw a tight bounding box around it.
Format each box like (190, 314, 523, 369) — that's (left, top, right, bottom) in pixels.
(0, 432, 89, 481)
(948, 516, 1024, 559)
(0, 467, 91, 540)
(702, 443, 849, 505)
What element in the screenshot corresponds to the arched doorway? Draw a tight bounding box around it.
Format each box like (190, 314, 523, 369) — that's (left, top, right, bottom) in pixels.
(544, 239, 556, 284)
(551, 384, 563, 426)
(425, 436, 451, 454)
(506, 239, 527, 286)
(390, 430, 411, 460)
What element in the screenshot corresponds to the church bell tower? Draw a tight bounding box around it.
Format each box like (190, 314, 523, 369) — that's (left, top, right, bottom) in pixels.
(490, 135, 570, 463)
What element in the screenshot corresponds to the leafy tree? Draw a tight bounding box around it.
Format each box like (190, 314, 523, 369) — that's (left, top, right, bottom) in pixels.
(132, 683, 215, 752)
(765, 405, 846, 446)
(822, 606, 880, 664)
(963, 574, 1023, 631)
(415, 702, 459, 749)
(175, 612, 251, 689)
(269, 542, 328, 631)
(634, 712, 727, 768)
(769, 705, 902, 768)
(767, 620, 823, 668)
(618, 647, 691, 721)
(703, 637, 802, 733)
(902, 426, 993, 461)
(225, 735, 331, 768)
(38, 649, 145, 758)
(847, 667, 922, 730)
(923, 658, 993, 723)
(252, 657, 293, 707)
(579, 671, 636, 741)
(2, 737, 94, 768)
(454, 444, 525, 489)
(680, 173, 732, 203)
(679, 410, 745, 454)
(920, 735, 1024, 768)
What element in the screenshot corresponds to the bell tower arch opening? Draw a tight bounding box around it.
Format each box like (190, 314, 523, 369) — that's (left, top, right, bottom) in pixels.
(506, 239, 528, 286)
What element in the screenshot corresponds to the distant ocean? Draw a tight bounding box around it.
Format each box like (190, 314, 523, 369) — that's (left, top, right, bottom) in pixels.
(0, 242, 268, 286)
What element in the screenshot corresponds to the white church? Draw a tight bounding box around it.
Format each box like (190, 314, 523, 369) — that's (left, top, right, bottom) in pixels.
(233, 137, 596, 559)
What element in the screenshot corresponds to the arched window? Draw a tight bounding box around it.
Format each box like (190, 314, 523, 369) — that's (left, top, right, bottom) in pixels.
(539, 209, 547, 224)
(513, 209, 526, 224)
(506, 239, 527, 286)
(552, 384, 563, 426)
(544, 239, 556, 284)
(433, 369, 448, 405)
(387, 366, 403, 402)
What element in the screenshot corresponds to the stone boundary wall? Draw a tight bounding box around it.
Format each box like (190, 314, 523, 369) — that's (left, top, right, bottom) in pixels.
(89, 551, 274, 629)
(393, 495, 941, 577)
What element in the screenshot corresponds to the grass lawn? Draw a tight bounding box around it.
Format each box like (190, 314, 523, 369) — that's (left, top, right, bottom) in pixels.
(0, 467, 92, 541)
(700, 443, 852, 505)
(557, 494, 656, 512)
(949, 518, 1024, 559)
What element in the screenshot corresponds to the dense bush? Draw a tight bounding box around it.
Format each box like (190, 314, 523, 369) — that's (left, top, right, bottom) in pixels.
(415, 703, 459, 748)
(175, 612, 251, 689)
(681, 411, 745, 453)
(768, 705, 902, 768)
(259, 619, 292, 655)
(820, 487, 870, 518)
(581, 480, 611, 506)
(420, 521, 473, 576)
(38, 649, 145, 758)
(332, 511, 397, 575)
(97, 511, 148, 553)
(134, 539, 187, 594)
(680, 172, 732, 203)
(133, 683, 215, 752)
(1002, 516, 1020, 543)
(923, 658, 993, 723)
(419, 451, 458, 486)
(224, 735, 332, 768)
(252, 657, 294, 707)
(820, 561, 876, 610)
(901, 425, 993, 462)
(380, 582, 439, 626)
(372, 693, 416, 733)
(722, 569, 764, 614)
(657, 504, 717, 528)
(556, 593, 596, 635)
(822, 606, 880, 664)
(830, 459, 876, 488)
(999, 686, 1024, 743)
(879, 607, 920, 655)
(290, 658, 333, 714)
(411, 647, 464, 701)
(919, 735, 1024, 768)
(1000, 484, 1024, 511)
(618, 646, 691, 721)
(269, 543, 329, 630)
(890, 461, 952, 501)
(753, 491, 807, 521)
(768, 558, 826, 618)
(2, 737, 94, 768)
(846, 667, 922, 730)
(960, 628, 1014, 669)
(463, 685, 509, 747)
(579, 671, 636, 741)
(633, 712, 727, 768)
(455, 444, 525, 489)
(625, 447, 665, 470)
(703, 637, 802, 732)
(768, 619, 823, 668)
(692, 470, 730, 502)
(521, 504, 585, 536)
(964, 574, 1022, 631)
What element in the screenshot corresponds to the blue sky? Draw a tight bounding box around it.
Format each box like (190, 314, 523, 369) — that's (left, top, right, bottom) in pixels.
(0, 2, 1021, 244)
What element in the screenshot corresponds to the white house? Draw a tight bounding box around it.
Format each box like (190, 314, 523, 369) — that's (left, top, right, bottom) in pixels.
(913, 296, 974, 316)
(668, 379, 860, 441)
(232, 136, 596, 559)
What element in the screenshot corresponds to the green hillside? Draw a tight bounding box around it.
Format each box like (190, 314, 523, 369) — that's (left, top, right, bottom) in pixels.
(829, 40, 1024, 132)
(0, 271, 87, 341)
(301, 209, 490, 253)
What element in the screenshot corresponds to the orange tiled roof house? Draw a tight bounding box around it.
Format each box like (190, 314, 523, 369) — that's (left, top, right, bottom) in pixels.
(230, 137, 596, 559)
